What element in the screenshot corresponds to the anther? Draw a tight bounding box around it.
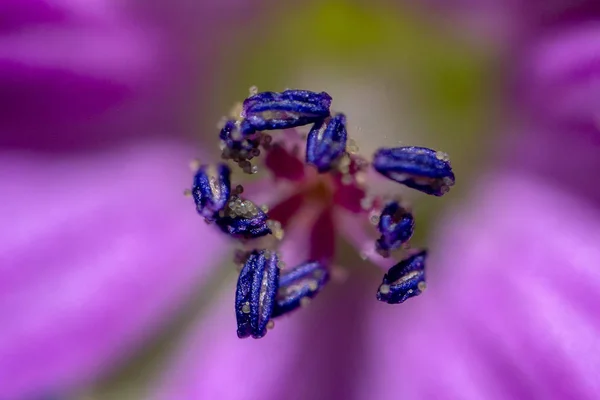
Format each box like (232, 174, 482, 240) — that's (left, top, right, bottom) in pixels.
(375, 201, 415, 255)
(215, 195, 272, 239)
(272, 261, 330, 318)
(235, 250, 280, 339)
(241, 89, 333, 134)
(376, 250, 427, 304)
(306, 113, 348, 172)
(191, 163, 231, 221)
(372, 146, 455, 196)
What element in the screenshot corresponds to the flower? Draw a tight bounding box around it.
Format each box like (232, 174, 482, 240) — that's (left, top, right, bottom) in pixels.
(186, 88, 455, 339)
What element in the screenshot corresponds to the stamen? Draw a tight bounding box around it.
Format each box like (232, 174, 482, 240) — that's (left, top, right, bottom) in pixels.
(376, 249, 427, 304)
(305, 113, 348, 172)
(241, 89, 332, 134)
(235, 250, 280, 338)
(191, 163, 231, 221)
(375, 201, 415, 257)
(271, 260, 330, 318)
(219, 120, 262, 171)
(214, 195, 272, 239)
(188, 88, 456, 337)
(372, 146, 455, 196)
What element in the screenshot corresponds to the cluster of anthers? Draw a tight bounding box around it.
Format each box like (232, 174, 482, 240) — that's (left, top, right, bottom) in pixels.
(187, 87, 455, 339)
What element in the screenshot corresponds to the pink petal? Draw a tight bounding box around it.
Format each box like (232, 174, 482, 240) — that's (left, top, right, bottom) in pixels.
(309, 208, 336, 263)
(268, 191, 306, 229)
(520, 23, 600, 134)
(335, 209, 396, 270)
(277, 203, 326, 268)
(264, 143, 306, 182)
(0, 0, 270, 151)
(0, 2, 162, 148)
(333, 179, 367, 213)
(0, 140, 229, 399)
(504, 125, 600, 205)
(357, 172, 600, 399)
(150, 282, 305, 400)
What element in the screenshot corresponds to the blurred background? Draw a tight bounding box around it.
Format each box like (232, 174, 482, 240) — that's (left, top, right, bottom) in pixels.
(2, 0, 599, 399)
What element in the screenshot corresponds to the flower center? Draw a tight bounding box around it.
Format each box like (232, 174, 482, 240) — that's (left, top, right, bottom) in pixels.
(301, 174, 335, 206)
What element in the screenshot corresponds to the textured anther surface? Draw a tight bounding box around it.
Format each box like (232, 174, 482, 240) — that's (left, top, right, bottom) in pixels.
(372, 146, 455, 196)
(191, 163, 231, 221)
(235, 250, 280, 339)
(376, 250, 427, 304)
(272, 261, 330, 318)
(376, 201, 415, 255)
(241, 90, 333, 134)
(306, 113, 348, 172)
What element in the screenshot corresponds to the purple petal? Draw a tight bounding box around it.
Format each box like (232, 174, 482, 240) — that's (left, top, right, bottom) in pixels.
(520, 23, 600, 133)
(0, 2, 161, 149)
(150, 283, 305, 400)
(0, 140, 229, 399)
(0, 0, 270, 151)
(358, 173, 600, 399)
(505, 125, 600, 205)
(151, 254, 379, 400)
(151, 203, 330, 399)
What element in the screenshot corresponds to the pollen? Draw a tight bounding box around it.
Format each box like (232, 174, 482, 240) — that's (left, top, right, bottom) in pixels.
(242, 302, 251, 313)
(189, 159, 201, 172)
(360, 196, 374, 211)
(379, 284, 391, 295)
(229, 102, 244, 119)
(300, 297, 311, 307)
(346, 138, 359, 154)
(267, 220, 285, 241)
(435, 150, 450, 163)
